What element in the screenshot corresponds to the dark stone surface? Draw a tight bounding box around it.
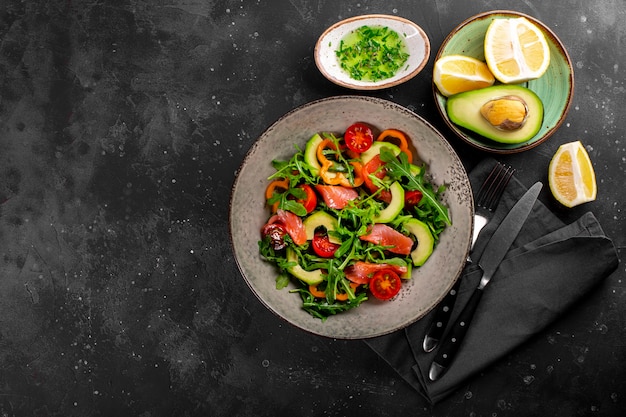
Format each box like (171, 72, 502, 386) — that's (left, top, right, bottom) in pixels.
(0, 0, 623, 416)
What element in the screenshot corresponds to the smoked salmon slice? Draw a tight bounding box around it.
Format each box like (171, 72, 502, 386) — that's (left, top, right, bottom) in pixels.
(315, 185, 358, 209)
(267, 209, 307, 245)
(359, 223, 413, 255)
(344, 261, 408, 284)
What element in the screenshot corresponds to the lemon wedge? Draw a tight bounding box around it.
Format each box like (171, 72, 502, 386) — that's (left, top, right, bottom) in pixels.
(548, 141, 597, 208)
(433, 54, 495, 97)
(484, 17, 550, 84)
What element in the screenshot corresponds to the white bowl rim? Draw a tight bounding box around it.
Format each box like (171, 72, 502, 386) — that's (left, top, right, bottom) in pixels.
(315, 14, 431, 90)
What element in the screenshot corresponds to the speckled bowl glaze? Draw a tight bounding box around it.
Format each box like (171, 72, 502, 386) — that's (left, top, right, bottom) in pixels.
(315, 14, 430, 90)
(230, 96, 473, 339)
(434, 10, 574, 154)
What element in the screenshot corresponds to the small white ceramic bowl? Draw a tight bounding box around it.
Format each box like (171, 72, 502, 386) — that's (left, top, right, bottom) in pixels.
(315, 14, 430, 90)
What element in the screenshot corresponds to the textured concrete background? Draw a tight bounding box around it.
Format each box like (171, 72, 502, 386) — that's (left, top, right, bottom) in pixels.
(0, 0, 624, 416)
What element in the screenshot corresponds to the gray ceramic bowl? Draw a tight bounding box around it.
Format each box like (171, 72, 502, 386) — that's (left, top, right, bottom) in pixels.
(433, 10, 574, 154)
(230, 96, 473, 339)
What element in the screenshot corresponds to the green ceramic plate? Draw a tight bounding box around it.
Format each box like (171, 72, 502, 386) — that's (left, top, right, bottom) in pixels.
(433, 10, 574, 154)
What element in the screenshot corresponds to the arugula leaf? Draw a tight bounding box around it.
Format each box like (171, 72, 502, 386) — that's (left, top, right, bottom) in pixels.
(296, 288, 368, 320)
(275, 273, 290, 290)
(268, 147, 318, 184)
(379, 148, 451, 226)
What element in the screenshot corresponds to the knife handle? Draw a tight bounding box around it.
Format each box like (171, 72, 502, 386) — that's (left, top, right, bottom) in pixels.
(423, 280, 461, 352)
(429, 287, 484, 381)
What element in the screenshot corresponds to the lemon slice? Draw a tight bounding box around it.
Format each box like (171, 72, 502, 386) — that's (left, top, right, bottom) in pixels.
(548, 141, 597, 208)
(484, 17, 550, 84)
(433, 55, 495, 97)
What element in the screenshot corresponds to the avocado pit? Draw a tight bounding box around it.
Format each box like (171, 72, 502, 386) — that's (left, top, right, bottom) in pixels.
(480, 95, 529, 131)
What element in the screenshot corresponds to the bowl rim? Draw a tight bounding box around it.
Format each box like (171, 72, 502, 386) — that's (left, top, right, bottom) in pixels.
(229, 95, 473, 339)
(433, 9, 575, 154)
(314, 14, 431, 90)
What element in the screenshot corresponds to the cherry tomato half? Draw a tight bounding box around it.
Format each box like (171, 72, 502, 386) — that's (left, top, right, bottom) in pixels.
(362, 155, 392, 203)
(261, 222, 288, 251)
(312, 230, 340, 258)
(344, 122, 374, 153)
(404, 190, 423, 210)
(295, 184, 317, 214)
(369, 269, 402, 300)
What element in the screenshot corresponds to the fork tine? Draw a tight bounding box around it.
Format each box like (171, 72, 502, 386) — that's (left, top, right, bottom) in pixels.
(476, 163, 505, 206)
(476, 162, 515, 210)
(484, 165, 514, 209)
(476, 163, 502, 205)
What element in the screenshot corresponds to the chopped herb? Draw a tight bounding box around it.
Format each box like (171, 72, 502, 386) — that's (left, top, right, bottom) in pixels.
(335, 25, 410, 82)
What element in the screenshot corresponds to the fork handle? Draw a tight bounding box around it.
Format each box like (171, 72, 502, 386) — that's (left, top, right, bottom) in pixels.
(428, 287, 484, 381)
(422, 280, 460, 352)
(423, 215, 487, 352)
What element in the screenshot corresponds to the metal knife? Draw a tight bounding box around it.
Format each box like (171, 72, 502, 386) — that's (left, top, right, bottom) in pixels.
(423, 164, 515, 353)
(428, 182, 542, 381)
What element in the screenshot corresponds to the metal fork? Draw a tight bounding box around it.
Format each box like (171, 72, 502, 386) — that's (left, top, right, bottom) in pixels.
(469, 162, 516, 260)
(422, 162, 514, 353)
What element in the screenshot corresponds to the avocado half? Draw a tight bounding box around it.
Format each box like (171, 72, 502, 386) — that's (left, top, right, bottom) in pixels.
(446, 85, 544, 144)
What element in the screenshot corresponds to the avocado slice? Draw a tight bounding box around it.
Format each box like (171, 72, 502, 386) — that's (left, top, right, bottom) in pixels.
(409, 164, 422, 176)
(372, 181, 404, 223)
(303, 211, 341, 244)
(286, 247, 324, 285)
(404, 218, 434, 266)
(446, 85, 544, 144)
(304, 133, 323, 175)
(361, 141, 401, 165)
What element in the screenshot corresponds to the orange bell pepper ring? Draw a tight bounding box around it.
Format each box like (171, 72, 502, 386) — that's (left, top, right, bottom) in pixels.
(347, 161, 364, 187)
(309, 283, 360, 301)
(377, 129, 413, 164)
(308, 284, 327, 298)
(317, 139, 341, 184)
(316, 139, 364, 187)
(335, 282, 360, 301)
(265, 178, 289, 212)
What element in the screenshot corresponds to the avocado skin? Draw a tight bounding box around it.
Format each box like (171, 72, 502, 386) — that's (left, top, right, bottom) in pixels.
(303, 211, 341, 244)
(361, 141, 400, 165)
(372, 181, 404, 223)
(304, 133, 323, 175)
(446, 85, 544, 144)
(286, 247, 324, 285)
(404, 218, 434, 266)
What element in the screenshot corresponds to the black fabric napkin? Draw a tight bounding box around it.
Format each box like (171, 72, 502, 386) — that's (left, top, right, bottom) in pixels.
(365, 158, 620, 404)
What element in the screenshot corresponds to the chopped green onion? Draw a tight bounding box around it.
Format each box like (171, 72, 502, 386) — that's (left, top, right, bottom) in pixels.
(334, 25, 410, 82)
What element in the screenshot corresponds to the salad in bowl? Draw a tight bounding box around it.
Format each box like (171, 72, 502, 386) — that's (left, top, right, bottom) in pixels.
(259, 123, 450, 320)
(230, 96, 472, 339)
